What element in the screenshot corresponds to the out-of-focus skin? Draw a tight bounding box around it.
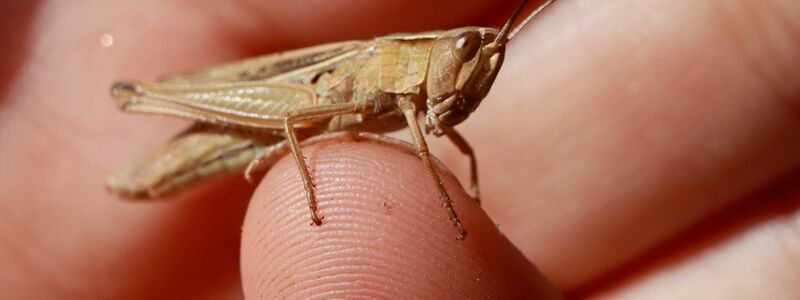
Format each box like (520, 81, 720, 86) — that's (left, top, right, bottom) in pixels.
(1, 0, 799, 299)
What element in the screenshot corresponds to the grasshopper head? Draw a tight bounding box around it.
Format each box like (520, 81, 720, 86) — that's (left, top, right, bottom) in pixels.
(424, 27, 504, 136)
(423, 0, 555, 136)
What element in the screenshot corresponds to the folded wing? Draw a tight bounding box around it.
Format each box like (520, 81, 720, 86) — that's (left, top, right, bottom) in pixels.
(111, 80, 319, 129)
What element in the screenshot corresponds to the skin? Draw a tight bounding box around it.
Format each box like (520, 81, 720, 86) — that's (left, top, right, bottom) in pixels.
(1, 0, 799, 298)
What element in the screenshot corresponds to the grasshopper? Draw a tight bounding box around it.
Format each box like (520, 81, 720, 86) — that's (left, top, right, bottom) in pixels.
(107, 0, 558, 239)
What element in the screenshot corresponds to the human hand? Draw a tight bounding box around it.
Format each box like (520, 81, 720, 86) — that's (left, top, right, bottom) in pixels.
(1, 0, 799, 299)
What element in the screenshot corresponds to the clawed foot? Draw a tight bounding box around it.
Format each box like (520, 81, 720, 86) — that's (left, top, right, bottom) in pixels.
(470, 186, 481, 204)
(310, 214, 324, 226)
(456, 229, 467, 240)
(244, 156, 265, 183)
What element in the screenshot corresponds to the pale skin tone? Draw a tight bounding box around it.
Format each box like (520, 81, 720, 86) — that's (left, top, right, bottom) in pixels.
(1, 0, 800, 299)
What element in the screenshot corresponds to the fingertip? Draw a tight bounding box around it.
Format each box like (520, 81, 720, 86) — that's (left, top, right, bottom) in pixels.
(240, 136, 560, 299)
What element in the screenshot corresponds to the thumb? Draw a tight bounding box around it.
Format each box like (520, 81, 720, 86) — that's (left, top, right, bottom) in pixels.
(240, 134, 561, 299)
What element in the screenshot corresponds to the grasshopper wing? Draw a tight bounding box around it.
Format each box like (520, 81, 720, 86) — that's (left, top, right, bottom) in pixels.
(106, 124, 285, 198)
(160, 41, 364, 84)
(111, 80, 322, 129)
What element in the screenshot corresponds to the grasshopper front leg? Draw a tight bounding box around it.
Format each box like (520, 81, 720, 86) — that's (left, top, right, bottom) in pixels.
(282, 103, 363, 225)
(445, 129, 480, 203)
(398, 96, 467, 240)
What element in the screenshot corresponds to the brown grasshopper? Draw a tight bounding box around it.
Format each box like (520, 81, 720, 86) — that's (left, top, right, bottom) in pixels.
(107, 0, 558, 239)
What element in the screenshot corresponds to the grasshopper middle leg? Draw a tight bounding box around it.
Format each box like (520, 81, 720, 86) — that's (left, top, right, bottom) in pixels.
(445, 129, 480, 203)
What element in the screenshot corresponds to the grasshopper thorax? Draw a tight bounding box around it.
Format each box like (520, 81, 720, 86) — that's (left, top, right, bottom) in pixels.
(424, 27, 505, 136)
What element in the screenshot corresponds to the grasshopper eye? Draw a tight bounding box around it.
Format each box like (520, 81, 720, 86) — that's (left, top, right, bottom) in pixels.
(450, 31, 481, 62)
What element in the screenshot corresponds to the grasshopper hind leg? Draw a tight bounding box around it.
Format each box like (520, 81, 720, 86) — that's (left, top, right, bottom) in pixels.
(285, 120, 323, 225)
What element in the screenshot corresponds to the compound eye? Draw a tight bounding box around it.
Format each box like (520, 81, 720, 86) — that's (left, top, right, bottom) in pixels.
(450, 31, 481, 62)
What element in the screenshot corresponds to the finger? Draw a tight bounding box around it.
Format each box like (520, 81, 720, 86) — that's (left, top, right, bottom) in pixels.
(429, 0, 800, 290)
(240, 137, 560, 299)
(586, 174, 800, 299)
(0, 0, 523, 297)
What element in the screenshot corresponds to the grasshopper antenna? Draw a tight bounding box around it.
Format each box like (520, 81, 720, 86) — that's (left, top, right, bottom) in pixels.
(507, 0, 558, 41)
(493, 0, 530, 48)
